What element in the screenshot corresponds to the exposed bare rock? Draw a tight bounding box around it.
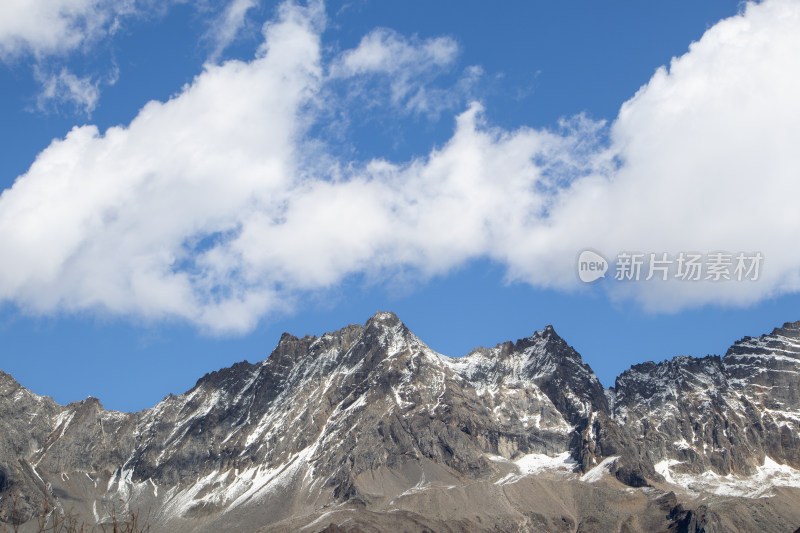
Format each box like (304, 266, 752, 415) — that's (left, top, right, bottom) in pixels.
(2, 314, 800, 531)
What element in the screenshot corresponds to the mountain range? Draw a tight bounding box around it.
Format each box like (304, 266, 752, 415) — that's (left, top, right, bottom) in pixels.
(2, 312, 800, 532)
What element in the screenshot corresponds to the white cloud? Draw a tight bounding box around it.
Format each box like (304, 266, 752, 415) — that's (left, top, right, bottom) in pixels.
(0, 0, 145, 119)
(206, 0, 259, 63)
(329, 28, 466, 115)
(332, 28, 457, 77)
(512, 0, 800, 311)
(0, 0, 262, 117)
(0, 0, 799, 333)
(0, 1, 324, 332)
(35, 67, 101, 115)
(0, 0, 135, 59)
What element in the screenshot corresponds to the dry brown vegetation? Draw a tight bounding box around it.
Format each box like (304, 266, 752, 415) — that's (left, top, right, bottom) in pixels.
(0, 496, 149, 533)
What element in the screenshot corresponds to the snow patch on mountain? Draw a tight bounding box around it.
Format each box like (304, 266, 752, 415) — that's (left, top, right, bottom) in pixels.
(656, 456, 800, 498)
(580, 456, 619, 483)
(492, 451, 576, 484)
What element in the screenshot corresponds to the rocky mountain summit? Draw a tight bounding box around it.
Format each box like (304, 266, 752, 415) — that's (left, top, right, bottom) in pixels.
(2, 312, 800, 532)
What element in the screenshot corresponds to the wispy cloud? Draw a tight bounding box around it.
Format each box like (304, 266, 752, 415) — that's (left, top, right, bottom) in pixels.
(0, 0, 144, 118)
(331, 28, 457, 77)
(0, 0, 135, 59)
(0, 0, 264, 117)
(206, 0, 260, 63)
(0, 0, 798, 333)
(35, 67, 101, 115)
(329, 28, 469, 116)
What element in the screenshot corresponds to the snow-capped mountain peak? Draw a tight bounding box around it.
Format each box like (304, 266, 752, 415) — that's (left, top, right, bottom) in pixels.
(3, 315, 800, 532)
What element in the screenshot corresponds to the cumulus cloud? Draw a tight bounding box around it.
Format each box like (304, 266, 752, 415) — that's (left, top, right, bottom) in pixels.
(515, 0, 800, 311)
(0, 0, 799, 333)
(0, 1, 324, 332)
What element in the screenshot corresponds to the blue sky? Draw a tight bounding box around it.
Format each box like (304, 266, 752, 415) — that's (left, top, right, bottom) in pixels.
(2, 0, 799, 412)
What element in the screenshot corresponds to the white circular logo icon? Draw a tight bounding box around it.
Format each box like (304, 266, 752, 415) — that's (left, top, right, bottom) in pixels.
(577, 250, 608, 283)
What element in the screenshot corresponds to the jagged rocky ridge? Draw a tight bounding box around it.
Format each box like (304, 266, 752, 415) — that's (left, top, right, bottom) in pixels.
(1, 313, 800, 532)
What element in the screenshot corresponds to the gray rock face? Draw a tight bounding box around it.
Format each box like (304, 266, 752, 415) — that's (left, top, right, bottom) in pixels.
(613, 321, 800, 479)
(1, 313, 800, 532)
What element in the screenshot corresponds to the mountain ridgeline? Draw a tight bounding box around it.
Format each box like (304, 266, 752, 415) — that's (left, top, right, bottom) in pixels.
(2, 313, 800, 532)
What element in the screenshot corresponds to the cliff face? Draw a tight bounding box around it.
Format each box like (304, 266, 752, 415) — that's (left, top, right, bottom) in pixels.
(2, 313, 800, 532)
(613, 322, 800, 478)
